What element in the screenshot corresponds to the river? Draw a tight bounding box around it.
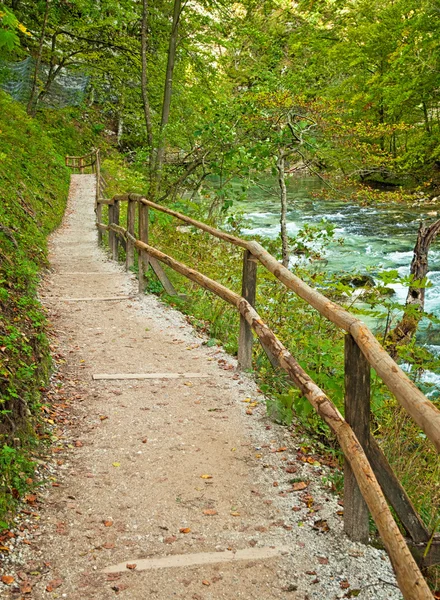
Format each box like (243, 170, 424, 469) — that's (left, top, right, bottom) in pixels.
(235, 177, 440, 396)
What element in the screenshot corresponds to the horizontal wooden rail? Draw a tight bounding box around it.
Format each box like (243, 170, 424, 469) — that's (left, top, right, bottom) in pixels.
(66, 149, 100, 174)
(99, 193, 440, 452)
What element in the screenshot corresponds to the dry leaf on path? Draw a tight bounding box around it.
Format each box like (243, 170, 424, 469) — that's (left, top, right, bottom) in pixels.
(46, 579, 63, 592)
(291, 482, 308, 491)
(103, 520, 113, 527)
(203, 509, 217, 516)
(200, 474, 212, 479)
(126, 564, 137, 570)
(20, 581, 32, 594)
(1, 575, 14, 585)
(179, 527, 191, 534)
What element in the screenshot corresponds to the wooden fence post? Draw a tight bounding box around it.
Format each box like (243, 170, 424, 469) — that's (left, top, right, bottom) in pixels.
(138, 202, 149, 293)
(108, 204, 114, 254)
(80, 156, 84, 174)
(238, 250, 257, 370)
(344, 333, 370, 543)
(126, 198, 136, 270)
(96, 202, 103, 246)
(112, 200, 120, 261)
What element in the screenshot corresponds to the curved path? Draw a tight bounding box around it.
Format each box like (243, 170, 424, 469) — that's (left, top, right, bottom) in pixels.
(4, 175, 402, 599)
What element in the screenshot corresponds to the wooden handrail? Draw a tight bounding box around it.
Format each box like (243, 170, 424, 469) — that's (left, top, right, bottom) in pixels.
(66, 149, 100, 174)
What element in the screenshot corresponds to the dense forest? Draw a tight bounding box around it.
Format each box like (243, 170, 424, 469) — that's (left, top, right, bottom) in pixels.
(0, 0, 440, 589)
(2, 0, 440, 195)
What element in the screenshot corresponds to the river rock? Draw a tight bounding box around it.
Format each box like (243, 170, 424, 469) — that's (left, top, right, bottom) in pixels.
(340, 274, 375, 288)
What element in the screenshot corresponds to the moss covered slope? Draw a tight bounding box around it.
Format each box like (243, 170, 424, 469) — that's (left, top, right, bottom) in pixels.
(0, 91, 92, 522)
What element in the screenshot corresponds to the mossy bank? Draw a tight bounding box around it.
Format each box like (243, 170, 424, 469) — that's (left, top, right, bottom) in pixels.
(0, 91, 97, 524)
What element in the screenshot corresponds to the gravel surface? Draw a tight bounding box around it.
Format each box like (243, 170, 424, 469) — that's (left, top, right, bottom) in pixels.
(0, 174, 403, 599)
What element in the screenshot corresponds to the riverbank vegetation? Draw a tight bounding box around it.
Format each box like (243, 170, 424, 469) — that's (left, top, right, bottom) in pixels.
(1, 0, 439, 584)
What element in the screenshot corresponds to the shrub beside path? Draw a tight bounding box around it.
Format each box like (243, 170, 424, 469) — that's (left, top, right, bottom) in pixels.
(2, 175, 402, 599)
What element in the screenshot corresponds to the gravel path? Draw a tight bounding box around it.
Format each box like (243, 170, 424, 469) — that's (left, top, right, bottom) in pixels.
(1, 175, 403, 599)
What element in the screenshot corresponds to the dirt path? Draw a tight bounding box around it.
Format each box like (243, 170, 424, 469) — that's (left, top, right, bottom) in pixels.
(2, 175, 402, 599)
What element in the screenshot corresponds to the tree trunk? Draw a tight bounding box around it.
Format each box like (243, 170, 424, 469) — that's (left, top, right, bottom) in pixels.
(153, 0, 182, 196)
(388, 219, 440, 356)
(276, 151, 289, 268)
(141, 0, 154, 175)
(27, 0, 50, 116)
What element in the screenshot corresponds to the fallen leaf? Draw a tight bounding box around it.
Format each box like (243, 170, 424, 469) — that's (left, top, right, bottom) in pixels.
(313, 519, 330, 533)
(1, 575, 14, 585)
(291, 481, 308, 491)
(317, 556, 329, 564)
(99, 415, 108, 421)
(103, 520, 113, 527)
(246, 408, 253, 415)
(20, 581, 32, 594)
(46, 579, 63, 592)
(203, 509, 218, 516)
(276, 447, 287, 452)
(202, 580, 211, 586)
(200, 474, 212, 479)
(126, 564, 137, 570)
(142, 439, 147, 444)
(74, 440, 83, 447)
(179, 527, 191, 534)
(285, 466, 297, 474)
(230, 511, 240, 517)
(340, 580, 350, 589)
(112, 462, 120, 467)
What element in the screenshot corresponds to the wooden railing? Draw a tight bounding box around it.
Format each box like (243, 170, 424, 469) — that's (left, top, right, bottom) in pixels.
(65, 149, 100, 174)
(66, 153, 440, 599)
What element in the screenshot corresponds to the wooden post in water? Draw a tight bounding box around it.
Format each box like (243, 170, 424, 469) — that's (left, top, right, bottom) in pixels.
(344, 333, 370, 543)
(138, 202, 149, 293)
(126, 198, 136, 270)
(238, 250, 257, 370)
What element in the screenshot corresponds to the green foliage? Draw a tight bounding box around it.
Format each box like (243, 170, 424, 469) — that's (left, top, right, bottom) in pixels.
(0, 4, 30, 53)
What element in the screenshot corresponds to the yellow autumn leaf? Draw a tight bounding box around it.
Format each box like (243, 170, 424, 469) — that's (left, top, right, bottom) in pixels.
(112, 462, 120, 467)
(200, 474, 212, 479)
(18, 23, 31, 36)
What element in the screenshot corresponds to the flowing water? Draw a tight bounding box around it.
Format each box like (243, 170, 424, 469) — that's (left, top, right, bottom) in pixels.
(234, 177, 440, 395)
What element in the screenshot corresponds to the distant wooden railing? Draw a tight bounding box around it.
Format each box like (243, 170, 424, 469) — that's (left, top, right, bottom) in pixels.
(65, 149, 100, 174)
(66, 152, 440, 599)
